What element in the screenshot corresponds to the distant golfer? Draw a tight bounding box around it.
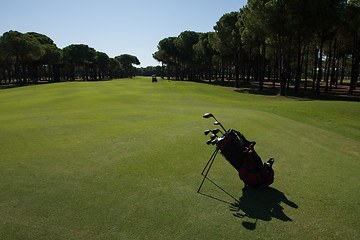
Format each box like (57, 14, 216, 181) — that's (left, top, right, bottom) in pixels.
(152, 74, 157, 82)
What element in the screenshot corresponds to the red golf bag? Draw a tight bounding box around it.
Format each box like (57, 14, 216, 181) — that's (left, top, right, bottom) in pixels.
(217, 129, 274, 189)
(198, 113, 274, 193)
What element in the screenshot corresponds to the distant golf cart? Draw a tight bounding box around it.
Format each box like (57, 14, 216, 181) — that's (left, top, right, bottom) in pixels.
(152, 75, 157, 82)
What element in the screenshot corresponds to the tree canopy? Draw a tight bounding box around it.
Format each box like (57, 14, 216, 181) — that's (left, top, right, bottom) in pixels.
(153, 0, 360, 95)
(115, 54, 140, 78)
(0, 30, 140, 84)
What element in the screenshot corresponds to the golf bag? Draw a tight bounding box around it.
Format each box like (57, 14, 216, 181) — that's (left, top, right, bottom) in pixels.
(199, 113, 274, 192)
(217, 129, 274, 189)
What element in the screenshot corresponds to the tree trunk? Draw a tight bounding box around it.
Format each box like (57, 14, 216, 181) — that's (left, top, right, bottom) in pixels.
(312, 46, 318, 91)
(324, 56, 329, 91)
(279, 35, 286, 96)
(286, 36, 292, 92)
(268, 64, 272, 87)
(329, 39, 337, 91)
(340, 57, 347, 85)
(335, 57, 340, 88)
(259, 43, 266, 91)
(54, 65, 60, 82)
(325, 40, 332, 92)
(295, 35, 302, 93)
(349, 33, 359, 94)
(234, 52, 240, 88)
(274, 48, 278, 89)
(221, 56, 225, 82)
(175, 58, 180, 80)
(71, 64, 75, 81)
(316, 36, 325, 95)
(304, 43, 310, 91)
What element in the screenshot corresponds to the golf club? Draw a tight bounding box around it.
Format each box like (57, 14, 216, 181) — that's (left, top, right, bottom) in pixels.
(203, 113, 214, 119)
(210, 134, 217, 140)
(212, 128, 223, 135)
(203, 113, 227, 132)
(204, 130, 211, 135)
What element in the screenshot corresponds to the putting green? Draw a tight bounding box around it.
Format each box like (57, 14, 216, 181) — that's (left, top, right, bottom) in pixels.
(0, 77, 359, 239)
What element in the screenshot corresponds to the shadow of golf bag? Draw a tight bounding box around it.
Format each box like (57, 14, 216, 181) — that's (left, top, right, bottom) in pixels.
(199, 113, 274, 192)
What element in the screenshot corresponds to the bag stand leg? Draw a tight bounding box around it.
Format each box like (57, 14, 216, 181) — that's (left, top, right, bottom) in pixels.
(197, 148, 219, 193)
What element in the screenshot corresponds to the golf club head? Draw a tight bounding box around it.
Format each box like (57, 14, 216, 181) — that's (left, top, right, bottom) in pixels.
(210, 134, 217, 140)
(203, 113, 213, 119)
(212, 129, 220, 134)
(211, 139, 218, 145)
(204, 130, 211, 135)
(206, 139, 212, 145)
(214, 121, 220, 126)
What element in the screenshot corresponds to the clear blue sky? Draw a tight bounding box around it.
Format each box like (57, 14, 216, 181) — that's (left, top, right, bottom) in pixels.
(0, 0, 247, 67)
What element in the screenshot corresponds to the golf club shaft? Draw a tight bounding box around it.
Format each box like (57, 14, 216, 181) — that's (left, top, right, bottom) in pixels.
(212, 116, 227, 132)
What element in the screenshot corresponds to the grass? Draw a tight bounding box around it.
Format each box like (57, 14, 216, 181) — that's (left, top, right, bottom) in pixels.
(0, 77, 359, 239)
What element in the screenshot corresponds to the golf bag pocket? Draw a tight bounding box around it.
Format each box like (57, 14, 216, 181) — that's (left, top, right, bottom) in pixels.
(239, 150, 274, 188)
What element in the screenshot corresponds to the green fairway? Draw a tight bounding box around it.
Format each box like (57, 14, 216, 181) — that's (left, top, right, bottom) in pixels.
(0, 77, 359, 239)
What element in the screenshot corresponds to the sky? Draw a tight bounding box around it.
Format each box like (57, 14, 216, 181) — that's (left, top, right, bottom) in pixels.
(0, 0, 247, 67)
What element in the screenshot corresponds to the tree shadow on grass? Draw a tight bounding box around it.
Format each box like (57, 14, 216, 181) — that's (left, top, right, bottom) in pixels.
(230, 187, 298, 230)
(235, 88, 279, 96)
(234, 86, 360, 102)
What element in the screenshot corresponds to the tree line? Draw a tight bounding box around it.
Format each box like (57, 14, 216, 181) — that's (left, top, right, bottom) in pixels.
(135, 66, 162, 76)
(153, 0, 360, 95)
(0, 30, 140, 85)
